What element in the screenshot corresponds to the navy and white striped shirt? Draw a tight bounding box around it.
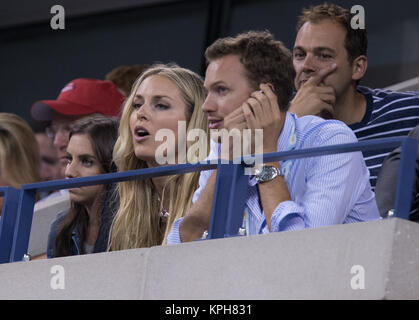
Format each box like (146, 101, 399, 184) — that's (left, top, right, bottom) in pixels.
(350, 86, 419, 190)
(167, 113, 380, 244)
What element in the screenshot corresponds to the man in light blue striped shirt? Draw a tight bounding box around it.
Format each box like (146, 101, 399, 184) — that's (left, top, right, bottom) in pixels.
(167, 31, 380, 244)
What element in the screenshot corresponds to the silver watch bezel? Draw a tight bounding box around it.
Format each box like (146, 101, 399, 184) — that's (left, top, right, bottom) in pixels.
(254, 165, 284, 183)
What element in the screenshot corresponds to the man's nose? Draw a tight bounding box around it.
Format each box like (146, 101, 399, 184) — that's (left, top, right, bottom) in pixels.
(302, 53, 318, 73)
(53, 129, 70, 151)
(201, 95, 217, 114)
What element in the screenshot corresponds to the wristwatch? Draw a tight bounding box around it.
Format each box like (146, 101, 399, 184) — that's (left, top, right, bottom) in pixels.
(254, 165, 284, 183)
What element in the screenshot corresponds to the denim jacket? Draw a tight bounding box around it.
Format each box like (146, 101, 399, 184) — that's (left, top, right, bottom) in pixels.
(47, 185, 118, 258)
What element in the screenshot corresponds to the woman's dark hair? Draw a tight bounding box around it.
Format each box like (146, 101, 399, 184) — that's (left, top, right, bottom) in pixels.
(54, 115, 119, 257)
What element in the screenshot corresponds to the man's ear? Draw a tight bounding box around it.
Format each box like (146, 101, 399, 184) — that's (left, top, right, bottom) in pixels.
(266, 82, 275, 92)
(351, 55, 367, 81)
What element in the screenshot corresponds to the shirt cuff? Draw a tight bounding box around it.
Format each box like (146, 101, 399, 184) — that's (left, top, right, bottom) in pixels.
(249, 175, 257, 187)
(269, 200, 306, 232)
(166, 217, 184, 245)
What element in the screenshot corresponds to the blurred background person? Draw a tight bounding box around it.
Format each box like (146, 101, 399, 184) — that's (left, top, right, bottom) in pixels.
(375, 124, 419, 221)
(31, 78, 125, 180)
(105, 64, 149, 97)
(0, 113, 40, 212)
(35, 131, 61, 182)
(31, 122, 62, 199)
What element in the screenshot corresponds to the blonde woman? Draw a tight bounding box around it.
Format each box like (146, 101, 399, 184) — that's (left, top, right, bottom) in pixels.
(109, 64, 209, 250)
(0, 113, 40, 211)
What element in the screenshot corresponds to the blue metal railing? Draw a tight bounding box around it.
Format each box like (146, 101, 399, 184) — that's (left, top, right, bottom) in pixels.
(0, 136, 417, 263)
(210, 137, 418, 241)
(0, 187, 21, 262)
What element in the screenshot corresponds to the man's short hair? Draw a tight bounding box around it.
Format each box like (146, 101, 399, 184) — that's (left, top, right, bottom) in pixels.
(296, 2, 368, 64)
(205, 30, 295, 112)
(105, 64, 149, 96)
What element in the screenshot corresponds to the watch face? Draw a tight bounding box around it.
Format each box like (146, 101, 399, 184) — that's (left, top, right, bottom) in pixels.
(261, 167, 275, 180)
(256, 166, 277, 182)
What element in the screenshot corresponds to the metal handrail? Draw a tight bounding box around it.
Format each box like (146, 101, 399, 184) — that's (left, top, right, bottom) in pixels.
(0, 187, 21, 262)
(1, 136, 417, 263)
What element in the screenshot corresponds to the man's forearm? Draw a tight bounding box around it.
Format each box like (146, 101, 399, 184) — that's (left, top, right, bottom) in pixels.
(179, 171, 217, 242)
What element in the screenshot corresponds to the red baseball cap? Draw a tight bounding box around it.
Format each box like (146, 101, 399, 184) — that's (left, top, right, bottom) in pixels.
(31, 78, 125, 121)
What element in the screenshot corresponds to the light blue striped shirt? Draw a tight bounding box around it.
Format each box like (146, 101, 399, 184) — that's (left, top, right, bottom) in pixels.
(167, 113, 380, 244)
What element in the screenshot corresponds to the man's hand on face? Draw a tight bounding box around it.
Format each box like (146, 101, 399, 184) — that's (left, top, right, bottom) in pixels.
(290, 63, 337, 119)
(222, 105, 248, 161)
(243, 83, 283, 154)
(223, 83, 283, 157)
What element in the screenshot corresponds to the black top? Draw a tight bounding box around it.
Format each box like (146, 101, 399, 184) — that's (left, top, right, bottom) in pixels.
(375, 125, 419, 221)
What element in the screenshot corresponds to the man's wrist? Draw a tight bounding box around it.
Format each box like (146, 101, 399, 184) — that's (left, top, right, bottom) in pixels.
(254, 164, 284, 183)
(263, 147, 278, 155)
(264, 161, 280, 168)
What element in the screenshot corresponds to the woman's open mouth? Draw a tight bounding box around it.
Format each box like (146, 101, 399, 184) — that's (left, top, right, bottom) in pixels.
(134, 126, 150, 141)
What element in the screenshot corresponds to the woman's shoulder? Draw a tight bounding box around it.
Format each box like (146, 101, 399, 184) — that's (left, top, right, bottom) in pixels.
(49, 209, 70, 236)
(47, 209, 70, 258)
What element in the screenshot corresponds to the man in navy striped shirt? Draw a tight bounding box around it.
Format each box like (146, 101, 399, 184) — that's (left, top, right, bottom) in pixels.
(289, 3, 419, 190)
(167, 31, 379, 244)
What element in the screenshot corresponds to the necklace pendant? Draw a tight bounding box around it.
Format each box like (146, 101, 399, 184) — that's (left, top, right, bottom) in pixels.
(159, 210, 169, 218)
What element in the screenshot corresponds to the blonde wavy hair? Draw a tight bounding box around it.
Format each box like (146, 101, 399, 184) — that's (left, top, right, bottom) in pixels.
(109, 64, 209, 250)
(0, 113, 40, 188)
